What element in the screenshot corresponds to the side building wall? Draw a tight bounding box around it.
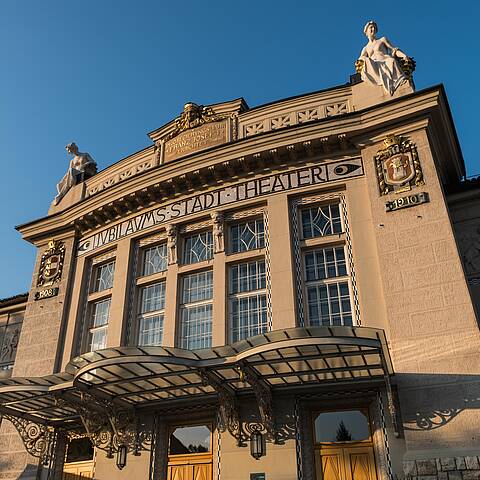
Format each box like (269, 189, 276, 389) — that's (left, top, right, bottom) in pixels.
(0, 233, 77, 479)
(361, 126, 480, 472)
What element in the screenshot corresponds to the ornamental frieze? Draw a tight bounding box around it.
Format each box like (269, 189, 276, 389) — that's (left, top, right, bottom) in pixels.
(77, 158, 364, 256)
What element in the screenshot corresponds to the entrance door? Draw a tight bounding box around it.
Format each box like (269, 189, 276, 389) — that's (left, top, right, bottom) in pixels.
(167, 424, 213, 480)
(314, 409, 377, 480)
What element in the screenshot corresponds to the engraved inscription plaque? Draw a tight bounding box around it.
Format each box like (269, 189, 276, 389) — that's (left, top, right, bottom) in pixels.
(164, 120, 228, 162)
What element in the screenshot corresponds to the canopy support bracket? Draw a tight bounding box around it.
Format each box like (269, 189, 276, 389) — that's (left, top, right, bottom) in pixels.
(238, 362, 277, 443)
(2, 413, 55, 464)
(199, 369, 243, 446)
(53, 392, 152, 455)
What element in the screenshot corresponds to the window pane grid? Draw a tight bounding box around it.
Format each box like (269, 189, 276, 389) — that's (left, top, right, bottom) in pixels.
(182, 271, 213, 303)
(91, 299, 111, 327)
(229, 260, 266, 294)
(230, 219, 265, 253)
(138, 282, 166, 346)
(230, 294, 267, 342)
(94, 261, 115, 292)
(143, 244, 168, 276)
(180, 272, 213, 349)
(301, 204, 342, 239)
(304, 246, 353, 327)
(138, 314, 164, 346)
(180, 304, 212, 350)
(307, 281, 352, 326)
(89, 327, 107, 351)
(304, 247, 347, 281)
(183, 232, 213, 264)
(140, 282, 166, 313)
(229, 260, 268, 342)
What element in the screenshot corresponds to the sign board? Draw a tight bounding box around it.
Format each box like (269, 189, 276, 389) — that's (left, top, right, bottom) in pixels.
(34, 287, 59, 301)
(250, 474, 266, 480)
(78, 158, 364, 256)
(385, 192, 429, 212)
(164, 120, 229, 162)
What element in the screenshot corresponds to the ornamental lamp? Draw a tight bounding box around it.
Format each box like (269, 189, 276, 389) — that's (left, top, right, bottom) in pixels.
(116, 445, 127, 470)
(250, 430, 265, 460)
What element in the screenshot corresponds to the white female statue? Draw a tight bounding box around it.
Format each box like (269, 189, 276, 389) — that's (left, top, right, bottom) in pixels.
(54, 143, 97, 205)
(357, 21, 412, 95)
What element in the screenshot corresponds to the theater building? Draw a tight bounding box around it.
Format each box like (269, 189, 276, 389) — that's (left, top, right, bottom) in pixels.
(1, 31, 480, 480)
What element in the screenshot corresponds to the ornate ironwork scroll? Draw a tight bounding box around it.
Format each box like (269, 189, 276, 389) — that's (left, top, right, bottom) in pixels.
(199, 369, 242, 444)
(2, 414, 55, 464)
(238, 363, 277, 442)
(54, 392, 152, 455)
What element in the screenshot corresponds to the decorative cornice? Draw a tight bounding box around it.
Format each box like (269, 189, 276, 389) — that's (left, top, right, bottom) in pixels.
(74, 134, 356, 235)
(15, 86, 459, 244)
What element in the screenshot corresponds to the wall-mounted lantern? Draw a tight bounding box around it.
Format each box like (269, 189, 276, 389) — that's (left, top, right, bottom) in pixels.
(116, 445, 127, 470)
(250, 430, 265, 460)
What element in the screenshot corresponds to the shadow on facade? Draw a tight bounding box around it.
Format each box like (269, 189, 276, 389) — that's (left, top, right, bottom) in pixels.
(396, 373, 480, 432)
(0, 462, 37, 480)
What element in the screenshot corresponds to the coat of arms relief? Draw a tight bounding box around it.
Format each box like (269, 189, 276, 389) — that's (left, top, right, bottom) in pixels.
(37, 239, 66, 287)
(374, 134, 424, 195)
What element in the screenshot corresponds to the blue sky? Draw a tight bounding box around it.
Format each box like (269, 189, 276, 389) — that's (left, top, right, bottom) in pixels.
(1, 0, 479, 297)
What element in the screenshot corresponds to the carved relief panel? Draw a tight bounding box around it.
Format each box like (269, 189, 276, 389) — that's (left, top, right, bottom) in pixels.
(37, 239, 66, 287)
(374, 134, 424, 195)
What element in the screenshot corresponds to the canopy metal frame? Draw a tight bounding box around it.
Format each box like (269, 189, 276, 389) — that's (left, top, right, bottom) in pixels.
(0, 326, 395, 459)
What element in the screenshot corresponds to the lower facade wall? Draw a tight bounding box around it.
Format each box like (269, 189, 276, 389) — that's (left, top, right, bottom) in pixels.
(0, 420, 39, 480)
(4, 389, 480, 479)
(404, 457, 480, 480)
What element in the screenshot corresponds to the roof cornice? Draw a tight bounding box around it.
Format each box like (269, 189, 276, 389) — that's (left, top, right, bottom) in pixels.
(16, 85, 462, 244)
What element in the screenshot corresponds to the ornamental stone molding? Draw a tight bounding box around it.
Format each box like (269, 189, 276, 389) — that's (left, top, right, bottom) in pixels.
(241, 100, 351, 138)
(87, 157, 157, 196)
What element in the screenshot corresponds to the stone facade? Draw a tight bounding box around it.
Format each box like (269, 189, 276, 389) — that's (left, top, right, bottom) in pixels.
(404, 456, 480, 480)
(0, 71, 479, 480)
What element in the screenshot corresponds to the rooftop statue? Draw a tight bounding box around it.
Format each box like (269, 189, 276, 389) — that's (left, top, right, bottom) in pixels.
(54, 142, 97, 205)
(356, 21, 415, 95)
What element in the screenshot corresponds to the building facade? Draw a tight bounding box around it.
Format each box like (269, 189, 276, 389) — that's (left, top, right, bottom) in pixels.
(0, 47, 480, 480)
